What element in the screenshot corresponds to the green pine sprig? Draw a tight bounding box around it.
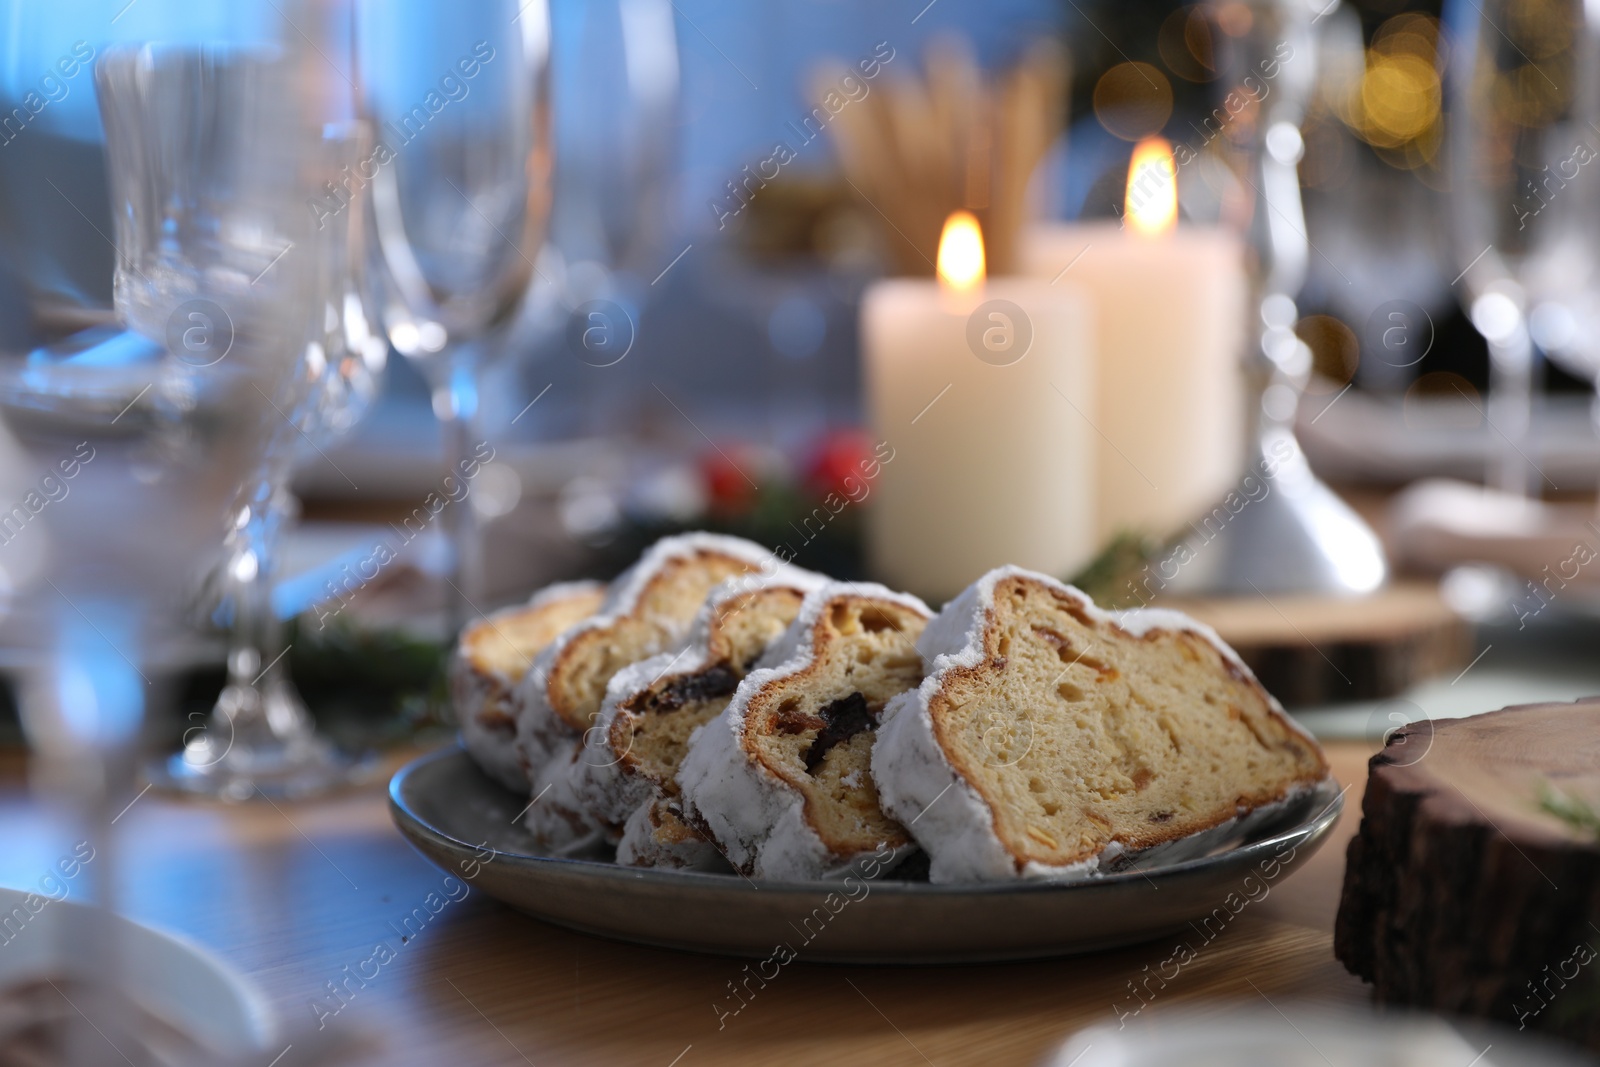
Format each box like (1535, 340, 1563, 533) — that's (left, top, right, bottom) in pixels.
(1538, 780, 1600, 841)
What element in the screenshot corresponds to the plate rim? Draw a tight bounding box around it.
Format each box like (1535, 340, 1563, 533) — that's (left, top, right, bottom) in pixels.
(388, 744, 1345, 896)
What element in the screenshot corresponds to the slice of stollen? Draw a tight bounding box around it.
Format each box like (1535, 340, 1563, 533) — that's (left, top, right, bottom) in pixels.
(511, 533, 781, 849)
(871, 566, 1329, 883)
(530, 566, 827, 856)
(678, 582, 931, 880)
(450, 580, 604, 792)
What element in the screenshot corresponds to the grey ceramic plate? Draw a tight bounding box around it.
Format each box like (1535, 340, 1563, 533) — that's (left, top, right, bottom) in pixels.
(389, 746, 1345, 963)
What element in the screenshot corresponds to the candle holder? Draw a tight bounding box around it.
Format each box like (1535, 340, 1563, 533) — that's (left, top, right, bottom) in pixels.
(1165, 0, 1387, 597)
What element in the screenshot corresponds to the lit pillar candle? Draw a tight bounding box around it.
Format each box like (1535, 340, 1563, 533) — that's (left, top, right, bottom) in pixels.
(864, 212, 1098, 603)
(1022, 138, 1248, 543)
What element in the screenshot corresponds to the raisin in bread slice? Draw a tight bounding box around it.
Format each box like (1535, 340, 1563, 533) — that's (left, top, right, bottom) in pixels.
(677, 582, 930, 880)
(529, 566, 827, 855)
(872, 566, 1329, 883)
(512, 533, 778, 849)
(450, 581, 604, 792)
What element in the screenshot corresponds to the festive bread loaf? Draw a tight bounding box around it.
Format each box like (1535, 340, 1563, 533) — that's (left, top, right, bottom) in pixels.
(513, 534, 778, 848)
(450, 581, 604, 792)
(677, 582, 931, 879)
(872, 567, 1328, 883)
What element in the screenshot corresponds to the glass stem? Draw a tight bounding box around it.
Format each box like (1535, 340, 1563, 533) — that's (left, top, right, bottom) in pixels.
(64, 735, 126, 1067)
(1487, 326, 1537, 499)
(228, 507, 274, 689)
(219, 482, 306, 745)
(434, 348, 483, 640)
(21, 610, 143, 1062)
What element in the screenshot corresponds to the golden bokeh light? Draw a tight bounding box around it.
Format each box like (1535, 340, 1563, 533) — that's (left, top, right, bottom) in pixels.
(1360, 52, 1440, 146)
(1501, 63, 1574, 128)
(1214, 2, 1252, 37)
(1093, 62, 1174, 142)
(1404, 372, 1483, 430)
(1295, 315, 1360, 392)
(1372, 11, 1443, 64)
(1331, 13, 1447, 170)
(1506, 0, 1580, 61)
(1158, 6, 1217, 83)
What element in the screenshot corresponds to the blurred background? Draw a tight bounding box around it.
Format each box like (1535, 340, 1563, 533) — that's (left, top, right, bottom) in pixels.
(3, 0, 1600, 752)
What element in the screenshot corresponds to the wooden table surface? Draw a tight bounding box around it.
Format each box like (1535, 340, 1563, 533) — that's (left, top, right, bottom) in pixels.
(0, 741, 1381, 1067)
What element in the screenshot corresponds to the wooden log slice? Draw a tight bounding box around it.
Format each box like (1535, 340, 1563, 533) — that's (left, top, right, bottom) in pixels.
(1163, 583, 1472, 708)
(1334, 700, 1600, 1052)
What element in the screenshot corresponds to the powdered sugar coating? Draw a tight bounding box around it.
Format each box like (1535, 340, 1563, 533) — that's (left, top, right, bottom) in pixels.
(453, 580, 602, 793)
(677, 580, 930, 880)
(511, 533, 782, 793)
(872, 565, 1318, 883)
(615, 797, 731, 871)
(523, 738, 618, 855)
(520, 737, 614, 855)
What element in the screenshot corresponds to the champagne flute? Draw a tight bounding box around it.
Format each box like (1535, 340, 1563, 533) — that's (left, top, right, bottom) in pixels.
(1441, 0, 1600, 497)
(355, 0, 552, 634)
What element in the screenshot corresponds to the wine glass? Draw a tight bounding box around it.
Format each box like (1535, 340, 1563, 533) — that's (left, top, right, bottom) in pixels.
(153, 119, 389, 800)
(355, 0, 553, 634)
(1441, 0, 1600, 497)
(0, 36, 323, 1058)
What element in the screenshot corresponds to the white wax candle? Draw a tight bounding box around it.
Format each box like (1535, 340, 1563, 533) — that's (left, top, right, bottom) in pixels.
(1023, 222, 1247, 543)
(863, 277, 1097, 602)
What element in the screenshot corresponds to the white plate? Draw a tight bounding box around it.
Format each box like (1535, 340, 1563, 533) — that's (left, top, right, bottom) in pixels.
(0, 886, 275, 1056)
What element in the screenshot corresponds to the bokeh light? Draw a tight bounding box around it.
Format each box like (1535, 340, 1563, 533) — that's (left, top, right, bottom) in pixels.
(1320, 13, 1452, 174)
(1295, 314, 1360, 393)
(1157, 6, 1217, 84)
(1093, 62, 1174, 142)
(1354, 16, 1441, 153)
(1403, 371, 1483, 430)
(1213, 2, 1252, 38)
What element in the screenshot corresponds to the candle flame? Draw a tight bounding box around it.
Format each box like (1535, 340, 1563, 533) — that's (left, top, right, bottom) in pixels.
(936, 211, 985, 291)
(1125, 137, 1178, 237)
